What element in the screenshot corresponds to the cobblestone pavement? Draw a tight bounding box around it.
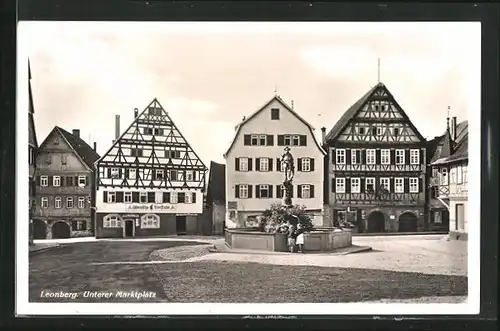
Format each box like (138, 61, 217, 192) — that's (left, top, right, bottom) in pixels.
(190, 235, 467, 276)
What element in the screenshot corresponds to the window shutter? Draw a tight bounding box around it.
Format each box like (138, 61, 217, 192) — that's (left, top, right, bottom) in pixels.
(276, 185, 282, 198)
(148, 192, 156, 203)
(405, 149, 410, 164)
(248, 185, 253, 198)
(255, 185, 261, 198)
(310, 185, 315, 198)
(331, 178, 336, 193)
(391, 149, 395, 165)
(346, 178, 351, 193)
(163, 192, 169, 203)
(360, 178, 365, 193)
(86, 176, 89, 186)
(36, 176, 41, 185)
(297, 185, 302, 198)
(125, 168, 129, 179)
(277, 135, 284, 146)
(60, 176, 65, 187)
(361, 150, 366, 164)
(404, 178, 409, 193)
(297, 158, 303, 171)
(300, 135, 307, 146)
(235, 185, 240, 198)
(376, 149, 381, 164)
(267, 135, 274, 146)
(346, 150, 351, 165)
(192, 192, 197, 203)
(310, 158, 315, 171)
(235, 158, 240, 171)
(255, 158, 260, 171)
(178, 192, 185, 203)
(248, 158, 253, 171)
(331, 149, 336, 164)
(269, 185, 273, 198)
(356, 150, 361, 163)
(132, 192, 140, 203)
(118, 169, 123, 178)
(276, 158, 281, 171)
(244, 135, 251, 145)
(116, 191, 124, 203)
(418, 178, 422, 193)
(268, 158, 273, 171)
(107, 168, 111, 178)
(103, 191, 108, 202)
(420, 148, 424, 165)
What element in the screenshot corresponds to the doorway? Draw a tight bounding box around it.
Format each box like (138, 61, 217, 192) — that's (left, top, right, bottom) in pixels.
(455, 204, 465, 230)
(367, 211, 385, 233)
(33, 219, 47, 239)
(52, 221, 71, 239)
(176, 215, 187, 235)
(124, 220, 135, 237)
(398, 212, 418, 232)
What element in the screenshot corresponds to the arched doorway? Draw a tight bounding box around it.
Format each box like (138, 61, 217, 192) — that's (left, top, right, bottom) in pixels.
(33, 220, 47, 239)
(367, 211, 385, 233)
(398, 212, 418, 232)
(52, 221, 71, 239)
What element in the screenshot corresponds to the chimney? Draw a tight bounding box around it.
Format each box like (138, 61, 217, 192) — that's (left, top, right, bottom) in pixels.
(451, 116, 457, 141)
(72, 129, 80, 138)
(115, 115, 120, 140)
(93, 142, 97, 152)
(321, 127, 326, 143)
(134, 108, 139, 118)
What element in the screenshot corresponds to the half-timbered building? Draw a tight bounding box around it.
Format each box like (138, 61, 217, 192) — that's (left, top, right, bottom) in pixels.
(95, 99, 207, 238)
(224, 95, 326, 228)
(28, 61, 39, 244)
(33, 127, 100, 239)
(430, 117, 468, 240)
(323, 82, 427, 233)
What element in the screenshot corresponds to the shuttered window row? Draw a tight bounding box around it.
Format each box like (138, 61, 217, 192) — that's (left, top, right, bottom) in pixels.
(234, 184, 315, 199)
(36, 175, 89, 187)
(332, 148, 424, 165)
(332, 177, 422, 193)
(235, 157, 315, 172)
(103, 191, 197, 204)
(243, 134, 307, 146)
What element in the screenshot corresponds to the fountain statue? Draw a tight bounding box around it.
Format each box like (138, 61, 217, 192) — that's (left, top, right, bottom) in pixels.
(280, 146, 295, 207)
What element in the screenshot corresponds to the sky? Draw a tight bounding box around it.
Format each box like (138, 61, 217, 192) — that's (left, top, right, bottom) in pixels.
(19, 22, 481, 167)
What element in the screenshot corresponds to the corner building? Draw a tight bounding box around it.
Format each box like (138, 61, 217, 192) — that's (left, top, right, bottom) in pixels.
(323, 82, 427, 233)
(95, 99, 207, 238)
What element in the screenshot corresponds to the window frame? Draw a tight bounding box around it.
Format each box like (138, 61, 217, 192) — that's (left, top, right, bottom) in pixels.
(104, 215, 122, 228)
(395, 149, 405, 165)
(351, 149, 358, 164)
(41, 197, 49, 208)
(53, 176, 61, 187)
(239, 157, 249, 172)
(394, 177, 404, 193)
(366, 149, 376, 165)
(40, 175, 48, 187)
(78, 197, 85, 208)
(409, 178, 419, 193)
(110, 168, 120, 178)
(381, 149, 391, 165)
(129, 168, 136, 179)
(365, 177, 375, 193)
(380, 177, 390, 192)
(139, 192, 148, 203)
(292, 135, 300, 146)
(335, 178, 346, 194)
(259, 158, 269, 172)
(351, 178, 361, 193)
(170, 191, 178, 204)
(78, 175, 87, 186)
(271, 108, 280, 120)
(410, 149, 420, 165)
(107, 192, 116, 203)
(185, 192, 193, 204)
(336, 149, 346, 165)
(186, 170, 194, 181)
(239, 184, 249, 199)
(259, 184, 270, 198)
(66, 197, 74, 208)
(54, 197, 62, 209)
(301, 184, 311, 199)
(301, 158, 311, 172)
(141, 214, 160, 229)
(124, 192, 132, 203)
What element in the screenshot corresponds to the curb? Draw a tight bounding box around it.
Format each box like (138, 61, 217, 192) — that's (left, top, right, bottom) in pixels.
(29, 245, 61, 254)
(208, 245, 373, 256)
(352, 231, 448, 237)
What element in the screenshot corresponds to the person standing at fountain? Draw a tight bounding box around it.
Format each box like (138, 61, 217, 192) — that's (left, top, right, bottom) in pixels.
(287, 222, 297, 253)
(296, 223, 305, 253)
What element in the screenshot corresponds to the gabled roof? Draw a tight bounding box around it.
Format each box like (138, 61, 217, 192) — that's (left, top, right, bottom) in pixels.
(28, 59, 38, 148)
(39, 126, 100, 170)
(224, 95, 326, 157)
(96, 98, 207, 171)
(206, 161, 226, 205)
(431, 121, 468, 165)
(323, 82, 426, 144)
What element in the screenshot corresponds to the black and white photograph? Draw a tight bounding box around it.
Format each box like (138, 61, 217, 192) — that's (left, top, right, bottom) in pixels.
(16, 21, 480, 315)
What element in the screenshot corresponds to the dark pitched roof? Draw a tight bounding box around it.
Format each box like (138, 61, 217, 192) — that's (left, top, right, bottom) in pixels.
(323, 82, 426, 144)
(205, 161, 226, 205)
(51, 127, 100, 169)
(431, 121, 468, 165)
(224, 95, 326, 157)
(427, 134, 445, 163)
(28, 60, 38, 147)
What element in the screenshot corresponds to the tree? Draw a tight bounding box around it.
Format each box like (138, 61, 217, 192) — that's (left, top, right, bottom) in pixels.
(259, 203, 314, 233)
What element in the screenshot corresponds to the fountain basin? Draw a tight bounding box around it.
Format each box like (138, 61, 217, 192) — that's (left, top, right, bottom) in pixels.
(224, 227, 352, 252)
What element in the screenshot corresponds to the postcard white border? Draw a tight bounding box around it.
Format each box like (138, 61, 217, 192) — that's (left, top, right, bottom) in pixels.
(16, 21, 480, 316)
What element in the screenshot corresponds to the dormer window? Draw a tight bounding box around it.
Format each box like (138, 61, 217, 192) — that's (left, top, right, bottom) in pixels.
(271, 108, 280, 120)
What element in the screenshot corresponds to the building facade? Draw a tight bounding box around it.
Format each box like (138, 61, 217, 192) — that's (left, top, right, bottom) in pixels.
(323, 82, 427, 233)
(426, 133, 449, 232)
(205, 161, 226, 235)
(224, 95, 326, 228)
(28, 61, 38, 244)
(430, 117, 468, 240)
(95, 99, 207, 238)
(33, 127, 100, 239)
